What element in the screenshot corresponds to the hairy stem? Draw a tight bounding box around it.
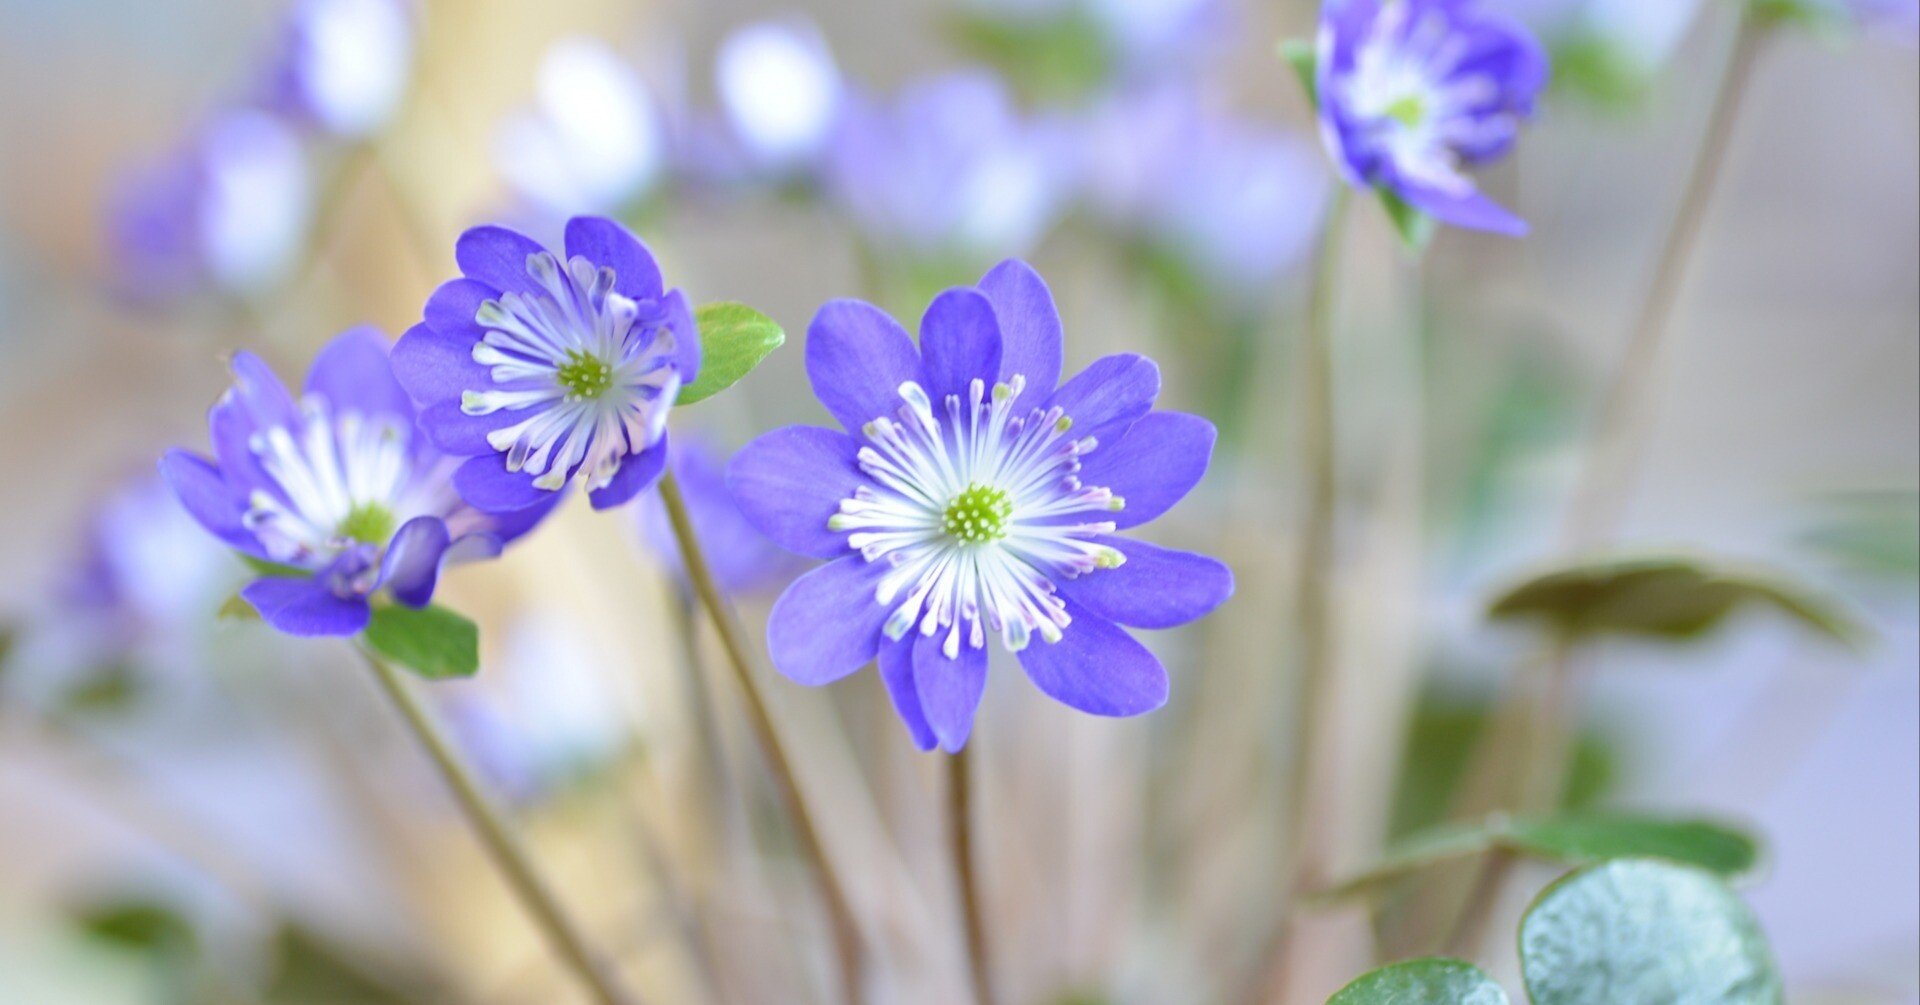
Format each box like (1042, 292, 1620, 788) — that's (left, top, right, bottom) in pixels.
(656, 469, 869, 1005)
(356, 648, 642, 1005)
(949, 746, 996, 1005)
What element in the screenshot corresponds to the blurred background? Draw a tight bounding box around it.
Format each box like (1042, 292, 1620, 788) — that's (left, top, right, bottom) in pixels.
(0, 0, 1914, 1002)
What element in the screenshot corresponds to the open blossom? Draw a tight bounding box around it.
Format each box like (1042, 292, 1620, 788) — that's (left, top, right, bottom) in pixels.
(160, 328, 553, 637)
(262, 0, 416, 139)
(715, 20, 845, 179)
(729, 261, 1233, 752)
(108, 109, 313, 304)
(1316, 0, 1548, 235)
(391, 217, 700, 515)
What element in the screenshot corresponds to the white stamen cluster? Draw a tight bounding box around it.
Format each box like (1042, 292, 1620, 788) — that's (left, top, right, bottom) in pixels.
(242, 397, 455, 571)
(1339, 2, 1516, 196)
(459, 251, 680, 492)
(829, 375, 1127, 658)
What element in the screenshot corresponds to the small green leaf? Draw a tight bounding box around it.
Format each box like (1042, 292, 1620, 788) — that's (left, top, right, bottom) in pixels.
(75, 899, 197, 958)
(263, 925, 422, 1004)
(1505, 814, 1760, 881)
(361, 604, 478, 680)
(218, 593, 261, 621)
(1319, 812, 1758, 901)
(1379, 189, 1436, 253)
(1521, 858, 1782, 1005)
(678, 302, 786, 406)
(1487, 553, 1864, 648)
(1327, 957, 1507, 1005)
(1279, 37, 1318, 108)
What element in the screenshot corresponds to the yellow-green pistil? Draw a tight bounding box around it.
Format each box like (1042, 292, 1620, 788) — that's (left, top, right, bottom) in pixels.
(556, 350, 615, 400)
(942, 483, 1013, 544)
(1384, 93, 1427, 129)
(337, 502, 396, 546)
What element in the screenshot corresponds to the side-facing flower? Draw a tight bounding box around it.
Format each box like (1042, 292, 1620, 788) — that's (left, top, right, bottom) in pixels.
(390, 217, 700, 515)
(160, 328, 553, 636)
(262, 0, 416, 140)
(1315, 0, 1548, 235)
(728, 261, 1233, 752)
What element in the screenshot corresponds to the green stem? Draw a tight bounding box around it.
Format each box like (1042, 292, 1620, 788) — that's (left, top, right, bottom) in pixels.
(948, 745, 996, 1005)
(656, 469, 870, 1005)
(1241, 184, 1352, 1005)
(355, 648, 643, 1005)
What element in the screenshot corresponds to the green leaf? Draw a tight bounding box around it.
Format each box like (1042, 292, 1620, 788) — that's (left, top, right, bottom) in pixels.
(1327, 957, 1507, 1005)
(263, 925, 421, 1004)
(1279, 37, 1318, 108)
(677, 302, 786, 406)
(218, 593, 261, 621)
(949, 11, 1113, 104)
(1379, 189, 1436, 254)
(75, 899, 197, 959)
(1521, 858, 1783, 1005)
(1319, 812, 1758, 901)
(1487, 553, 1865, 648)
(361, 604, 478, 680)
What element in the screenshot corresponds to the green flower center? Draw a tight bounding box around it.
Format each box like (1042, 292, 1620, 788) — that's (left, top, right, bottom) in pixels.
(337, 503, 396, 546)
(942, 483, 1013, 544)
(1384, 93, 1427, 129)
(557, 350, 615, 400)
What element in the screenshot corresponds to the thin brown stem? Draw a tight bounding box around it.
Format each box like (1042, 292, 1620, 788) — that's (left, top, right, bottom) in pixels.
(656, 469, 870, 1005)
(1439, 11, 1771, 958)
(1559, 9, 1769, 550)
(356, 648, 643, 1005)
(948, 746, 996, 1005)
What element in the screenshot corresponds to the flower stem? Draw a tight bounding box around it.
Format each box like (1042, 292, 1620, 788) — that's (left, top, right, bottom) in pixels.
(1440, 9, 1771, 959)
(1244, 183, 1352, 1005)
(1559, 8, 1769, 550)
(355, 647, 643, 1005)
(948, 745, 996, 1005)
(656, 469, 870, 1005)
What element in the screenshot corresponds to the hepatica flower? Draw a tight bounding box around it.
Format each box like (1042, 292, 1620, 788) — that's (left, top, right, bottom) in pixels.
(263, 0, 416, 140)
(729, 261, 1233, 751)
(493, 38, 670, 222)
(637, 439, 800, 596)
(391, 217, 699, 514)
(715, 20, 845, 179)
(161, 328, 551, 636)
(1315, 0, 1548, 235)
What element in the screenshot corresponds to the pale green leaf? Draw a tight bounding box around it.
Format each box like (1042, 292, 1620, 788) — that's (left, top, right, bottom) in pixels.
(1327, 957, 1507, 1005)
(678, 302, 786, 406)
(361, 604, 479, 680)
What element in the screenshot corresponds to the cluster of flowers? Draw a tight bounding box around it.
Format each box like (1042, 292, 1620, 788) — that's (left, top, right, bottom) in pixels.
(108, 0, 415, 304)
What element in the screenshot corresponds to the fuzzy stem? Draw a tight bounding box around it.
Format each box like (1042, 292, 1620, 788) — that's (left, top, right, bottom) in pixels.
(948, 745, 996, 1005)
(1441, 9, 1770, 959)
(656, 469, 870, 1005)
(355, 647, 643, 1005)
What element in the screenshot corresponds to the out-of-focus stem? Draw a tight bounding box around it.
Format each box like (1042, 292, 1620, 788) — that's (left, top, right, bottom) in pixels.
(1559, 9, 1769, 551)
(1441, 9, 1771, 958)
(948, 746, 996, 1005)
(356, 648, 644, 1005)
(656, 469, 869, 1005)
(1246, 184, 1352, 1005)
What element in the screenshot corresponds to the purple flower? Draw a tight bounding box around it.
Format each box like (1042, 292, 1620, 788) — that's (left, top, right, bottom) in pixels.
(825, 72, 1074, 262)
(107, 110, 314, 304)
(636, 438, 801, 596)
(714, 20, 846, 179)
(1315, 0, 1548, 235)
(728, 261, 1233, 752)
(262, 0, 416, 140)
(492, 38, 671, 222)
(390, 217, 700, 515)
(1836, 0, 1919, 40)
(160, 328, 552, 637)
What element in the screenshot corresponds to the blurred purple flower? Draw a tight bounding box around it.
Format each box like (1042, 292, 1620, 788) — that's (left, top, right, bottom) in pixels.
(390, 217, 699, 515)
(728, 260, 1233, 752)
(1082, 84, 1328, 299)
(261, 0, 416, 139)
(636, 438, 799, 596)
(825, 72, 1074, 262)
(107, 110, 314, 304)
(160, 328, 553, 637)
(1316, 0, 1548, 235)
(714, 20, 846, 180)
(492, 38, 671, 223)
(1836, 0, 1920, 40)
